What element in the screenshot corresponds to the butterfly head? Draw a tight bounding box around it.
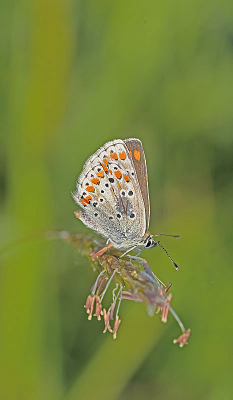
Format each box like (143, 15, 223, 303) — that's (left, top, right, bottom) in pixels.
(142, 233, 179, 270)
(143, 234, 157, 250)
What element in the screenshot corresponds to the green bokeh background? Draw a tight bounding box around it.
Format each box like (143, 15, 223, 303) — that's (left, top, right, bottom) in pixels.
(1, 1, 233, 399)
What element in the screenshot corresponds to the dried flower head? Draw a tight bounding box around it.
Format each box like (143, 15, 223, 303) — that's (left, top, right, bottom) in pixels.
(173, 329, 191, 347)
(49, 230, 191, 346)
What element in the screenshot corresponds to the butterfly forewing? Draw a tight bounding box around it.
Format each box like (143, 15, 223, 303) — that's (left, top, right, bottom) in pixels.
(73, 139, 147, 249)
(124, 139, 150, 230)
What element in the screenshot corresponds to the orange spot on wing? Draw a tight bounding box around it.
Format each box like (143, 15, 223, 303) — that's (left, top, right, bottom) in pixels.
(134, 150, 140, 161)
(101, 163, 108, 172)
(85, 195, 92, 202)
(114, 170, 122, 179)
(109, 169, 112, 174)
(81, 195, 92, 205)
(97, 171, 104, 177)
(74, 211, 81, 218)
(91, 178, 100, 184)
(119, 151, 126, 160)
(110, 152, 118, 160)
(86, 186, 95, 192)
(123, 174, 130, 182)
(103, 158, 108, 166)
(129, 150, 133, 158)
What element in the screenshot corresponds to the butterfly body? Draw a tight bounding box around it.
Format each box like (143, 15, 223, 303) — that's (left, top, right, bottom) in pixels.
(72, 138, 153, 252)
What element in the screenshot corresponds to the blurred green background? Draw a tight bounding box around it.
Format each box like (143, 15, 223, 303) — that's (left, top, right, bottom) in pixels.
(1, 1, 233, 399)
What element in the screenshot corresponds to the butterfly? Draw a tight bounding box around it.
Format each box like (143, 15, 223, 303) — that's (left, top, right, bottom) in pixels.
(72, 138, 179, 268)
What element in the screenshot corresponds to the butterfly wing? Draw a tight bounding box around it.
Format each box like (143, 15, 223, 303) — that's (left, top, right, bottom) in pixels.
(124, 138, 150, 230)
(72, 139, 147, 249)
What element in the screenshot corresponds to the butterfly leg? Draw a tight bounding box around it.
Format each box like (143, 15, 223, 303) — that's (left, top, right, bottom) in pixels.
(118, 246, 139, 259)
(141, 258, 166, 287)
(125, 254, 166, 287)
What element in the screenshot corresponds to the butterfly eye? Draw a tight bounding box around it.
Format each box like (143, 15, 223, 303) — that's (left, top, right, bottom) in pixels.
(145, 236, 155, 248)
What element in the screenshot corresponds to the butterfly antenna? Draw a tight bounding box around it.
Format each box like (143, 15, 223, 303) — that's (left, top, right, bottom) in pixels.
(156, 241, 179, 271)
(153, 234, 180, 238)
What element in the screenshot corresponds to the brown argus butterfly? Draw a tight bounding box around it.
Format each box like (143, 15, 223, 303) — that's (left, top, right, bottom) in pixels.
(72, 139, 179, 269)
